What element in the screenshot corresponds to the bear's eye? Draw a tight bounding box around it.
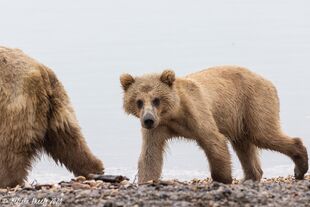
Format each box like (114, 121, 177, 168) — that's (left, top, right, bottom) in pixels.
(152, 98, 160, 107)
(136, 99, 144, 109)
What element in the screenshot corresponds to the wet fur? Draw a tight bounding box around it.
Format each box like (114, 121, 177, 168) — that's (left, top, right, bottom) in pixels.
(0, 46, 103, 187)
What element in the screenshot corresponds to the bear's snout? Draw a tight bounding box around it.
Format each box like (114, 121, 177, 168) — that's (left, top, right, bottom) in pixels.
(142, 113, 156, 129)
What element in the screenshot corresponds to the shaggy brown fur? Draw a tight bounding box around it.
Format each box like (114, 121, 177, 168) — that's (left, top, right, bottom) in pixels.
(0, 46, 103, 188)
(120, 66, 309, 184)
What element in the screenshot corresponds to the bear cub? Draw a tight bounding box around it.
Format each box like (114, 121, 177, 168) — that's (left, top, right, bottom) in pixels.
(120, 66, 308, 184)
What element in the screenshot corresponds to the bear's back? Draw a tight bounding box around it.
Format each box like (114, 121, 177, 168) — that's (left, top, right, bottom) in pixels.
(0, 46, 46, 101)
(185, 65, 277, 102)
(0, 46, 50, 146)
(184, 65, 279, 139)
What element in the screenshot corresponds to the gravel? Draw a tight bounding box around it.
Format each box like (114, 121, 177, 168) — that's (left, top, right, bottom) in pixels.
(0, 175, 309, 207)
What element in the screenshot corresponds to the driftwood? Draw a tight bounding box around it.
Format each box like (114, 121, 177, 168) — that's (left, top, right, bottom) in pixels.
(87, 174, 129, 183)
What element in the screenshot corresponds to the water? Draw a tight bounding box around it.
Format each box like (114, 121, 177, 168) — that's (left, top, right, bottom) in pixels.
(0, 0, 309, 183)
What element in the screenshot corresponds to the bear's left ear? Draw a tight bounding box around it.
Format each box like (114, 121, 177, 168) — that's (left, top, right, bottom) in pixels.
(160, 69, 175, 87)
(120, 73, 135, 91)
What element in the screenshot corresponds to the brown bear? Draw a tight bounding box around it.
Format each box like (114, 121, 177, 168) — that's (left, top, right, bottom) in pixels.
(0, 46, 103, 188)
(120, 66, 309, 184)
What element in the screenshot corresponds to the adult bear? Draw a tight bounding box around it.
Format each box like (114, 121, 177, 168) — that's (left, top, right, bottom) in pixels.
(0, 46, 103, 187)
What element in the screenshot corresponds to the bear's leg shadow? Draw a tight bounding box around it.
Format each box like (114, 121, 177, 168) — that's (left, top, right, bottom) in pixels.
(252, 132, 308, 180)
(197, 131, 233, 184)
(43, 69, 103, 177)
(138, 128, 167, 184)
(231, 140, 263, 181)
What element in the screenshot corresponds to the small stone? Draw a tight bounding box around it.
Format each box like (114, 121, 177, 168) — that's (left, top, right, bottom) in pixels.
(159, 180, 174, 186)
(12, 185, 22, 192)
(84, 180, 97, 187)
(23, 181, 34, 190)
(110, 189, 119, 196)
(75, 176, 86, 182)
(121, 181, 131, 189)
(104, 201, 115, 207)
(120, 180, 130, 185)
(72, 182, 91, 190)
(52, 183, 61, 189)
(0, 188, 7, 193)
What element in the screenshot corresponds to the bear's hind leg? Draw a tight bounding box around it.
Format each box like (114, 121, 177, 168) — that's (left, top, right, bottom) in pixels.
(245, 83, 308, 179)
(252, 133, 308, 180)
(0, 151, 33, 188)
(43, 122, 104, 177)
(231, 140, 263, 181)
(43, 68, 103, 178)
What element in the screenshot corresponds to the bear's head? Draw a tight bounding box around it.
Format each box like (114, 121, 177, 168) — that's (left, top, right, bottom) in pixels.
(120, 70, 179, 130)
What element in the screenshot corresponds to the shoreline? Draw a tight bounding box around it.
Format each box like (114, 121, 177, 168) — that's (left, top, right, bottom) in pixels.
(1, 175, 309, 207)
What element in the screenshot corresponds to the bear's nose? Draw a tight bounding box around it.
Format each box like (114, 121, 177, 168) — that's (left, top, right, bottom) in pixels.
(143, 113, 155, 129)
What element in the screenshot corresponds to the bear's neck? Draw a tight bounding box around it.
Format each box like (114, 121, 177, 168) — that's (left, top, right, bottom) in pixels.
(168, 78, 198, 122)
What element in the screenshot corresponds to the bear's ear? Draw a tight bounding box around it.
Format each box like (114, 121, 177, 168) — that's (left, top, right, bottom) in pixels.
(160, 69, 175, 87)
(120, 73, 135, 91)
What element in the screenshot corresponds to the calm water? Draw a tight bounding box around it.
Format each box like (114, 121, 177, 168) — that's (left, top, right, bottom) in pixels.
(0, 0, 309, 183)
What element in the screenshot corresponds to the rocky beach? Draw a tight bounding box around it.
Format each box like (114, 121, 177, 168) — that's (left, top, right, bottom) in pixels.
(0, 175, 309, 207)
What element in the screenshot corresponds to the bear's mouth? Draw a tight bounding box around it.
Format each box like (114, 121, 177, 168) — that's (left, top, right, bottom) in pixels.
(141, 123, 158, 130)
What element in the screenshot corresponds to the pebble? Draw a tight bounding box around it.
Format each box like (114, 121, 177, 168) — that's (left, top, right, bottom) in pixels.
(72, 183, 91, 190)
(83, 180, 97, 187)
(0, 188, 7, 193)
(74, 176, 87, 182)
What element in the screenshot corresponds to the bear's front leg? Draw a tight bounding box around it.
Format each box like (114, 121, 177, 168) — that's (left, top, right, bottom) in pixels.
(138, 128, 167, 184)
(197, 130, 233, 184)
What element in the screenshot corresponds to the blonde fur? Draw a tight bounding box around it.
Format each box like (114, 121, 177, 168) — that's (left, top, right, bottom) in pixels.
(121, 66, 308, 184)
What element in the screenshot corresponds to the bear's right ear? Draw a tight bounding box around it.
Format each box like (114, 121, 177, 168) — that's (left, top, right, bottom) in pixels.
(120, 73, 135, 91)
(160, 69, 175, 87)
